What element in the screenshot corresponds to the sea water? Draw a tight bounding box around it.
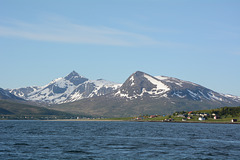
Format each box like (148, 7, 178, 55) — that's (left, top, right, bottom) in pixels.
(0, 120, 239, 160)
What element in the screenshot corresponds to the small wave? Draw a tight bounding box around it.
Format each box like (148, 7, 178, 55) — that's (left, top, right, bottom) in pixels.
(0, 149, 11, 152)
(14, 143, 29, 146)
(64, 150, 92, 154)
(5, 126, 15, 129)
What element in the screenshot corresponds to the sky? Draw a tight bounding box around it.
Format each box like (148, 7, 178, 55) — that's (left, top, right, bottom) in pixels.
(0, 0, 240, 96)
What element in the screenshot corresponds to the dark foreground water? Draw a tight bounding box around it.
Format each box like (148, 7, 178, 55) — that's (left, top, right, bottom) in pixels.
(0, 121, 240, 160)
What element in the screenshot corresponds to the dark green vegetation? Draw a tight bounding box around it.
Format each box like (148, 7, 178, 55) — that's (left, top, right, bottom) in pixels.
(0, 100, 79, 120)
(122, 106, 240, 123)
(1, 97, 239, 123)
(197, 106, 240, 117)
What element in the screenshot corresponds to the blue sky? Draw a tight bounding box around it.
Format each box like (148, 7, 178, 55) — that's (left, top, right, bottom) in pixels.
(0, 0, 240, 96)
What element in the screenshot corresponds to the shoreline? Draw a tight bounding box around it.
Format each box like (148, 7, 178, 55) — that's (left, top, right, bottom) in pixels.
(1, 119, 239, 124)
(42, 119, 240, 124)
(146, 120, 240, 124)
(43, 119, 125, 122)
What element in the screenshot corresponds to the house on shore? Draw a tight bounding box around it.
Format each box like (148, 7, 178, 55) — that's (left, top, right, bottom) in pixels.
(149, 115, 158, 118)
(214, 116, 220, 119)
(177, 114, 186, 118)
(198, 117, 206, 121)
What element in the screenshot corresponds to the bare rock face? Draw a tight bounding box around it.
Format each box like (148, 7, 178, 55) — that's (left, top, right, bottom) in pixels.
(8, 70, 240, 117)
(0, 88, 24, 100)
(9, 71, 121, 104)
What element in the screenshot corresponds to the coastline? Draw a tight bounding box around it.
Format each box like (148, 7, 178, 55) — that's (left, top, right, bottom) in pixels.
(1, 119, 239, 124)
(42, 119, 240, 124)
(146, 120, 240, 124)
(43, 119, 125, 122)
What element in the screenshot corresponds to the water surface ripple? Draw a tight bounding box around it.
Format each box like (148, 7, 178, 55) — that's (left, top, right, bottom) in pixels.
(0, 121, 239, 159)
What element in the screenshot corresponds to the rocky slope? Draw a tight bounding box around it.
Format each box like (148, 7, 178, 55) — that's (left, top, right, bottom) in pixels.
(115, 71, 239, 104)
(51, 71, 240, 117)
(0, 88, 24, 101)
(9, 71, 121, 104)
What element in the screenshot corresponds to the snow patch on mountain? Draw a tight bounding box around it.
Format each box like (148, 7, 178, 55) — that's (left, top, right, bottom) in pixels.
(155, 76, 199, 87)
(208, 92, 223, 101)
(0, 88, 24, 100)
(187, 89, 198, 98)
(144, 74, 170, 92)
(223, 94, 240, 101)
(9, 71, 121, 104)
(8, 71, 240, 106)
(114, 71, 240, 105)
(129, 76, 135, 86)
(155, 76, 183, 87)
(91, 79, 121, 90)
(115, 71, 171, 100)
(172, 91, 186, 98)
(115, 90, 133, 99)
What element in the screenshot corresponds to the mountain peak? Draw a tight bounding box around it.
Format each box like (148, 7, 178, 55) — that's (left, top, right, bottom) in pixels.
(64, 71, 88, 86)
(117, 71, 170, 99)
(65, 70, 80, 78)
(133, 71, 145, 76)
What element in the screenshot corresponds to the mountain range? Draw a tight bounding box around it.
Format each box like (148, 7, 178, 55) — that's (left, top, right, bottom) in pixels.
(0, 88, 24, 101)
(8, 71, 121, 104)
(3, 71, 240, 117)
(0, 88, 74, 117)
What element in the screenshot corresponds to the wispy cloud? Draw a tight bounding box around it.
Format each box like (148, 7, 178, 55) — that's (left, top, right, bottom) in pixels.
(0, 19, 183, 47)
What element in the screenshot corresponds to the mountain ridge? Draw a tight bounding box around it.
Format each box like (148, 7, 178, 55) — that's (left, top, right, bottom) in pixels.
(9, 71, 121, 104)
(46, 71, 240, 117)
(0, 88, 24, 101)
(114, 71, 240, 103)
(8, 71, 240, 104)
(5, 70, 240, 117)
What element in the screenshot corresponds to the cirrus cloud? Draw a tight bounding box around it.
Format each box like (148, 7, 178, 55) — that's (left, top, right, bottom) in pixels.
(0, 19, 183, 47)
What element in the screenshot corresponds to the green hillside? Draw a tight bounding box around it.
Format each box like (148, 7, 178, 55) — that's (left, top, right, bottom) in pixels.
(132, 106, 240, 123)
(0, 100, 76, 120)
(51, 96, 228, 118)
(192, 106, 240, 117)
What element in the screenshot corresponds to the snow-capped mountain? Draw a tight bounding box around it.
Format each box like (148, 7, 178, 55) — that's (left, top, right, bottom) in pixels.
(7, 86, 41, 99)
(10, 71, 121, 104)
(50, 71, 240, 117)
(115, 71, 170, 99)
(0, 88, 24, 101)
(9, 70, 240, 109)
(115, 71, 240, 104)
(7, 70, 240, 117)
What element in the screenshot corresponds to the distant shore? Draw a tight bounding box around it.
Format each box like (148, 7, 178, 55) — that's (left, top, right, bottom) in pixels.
(1, 119, 239, 124)
(44, 119, 125, 122)
(146, 120, 240, 124)
(43, 119, 240, 124)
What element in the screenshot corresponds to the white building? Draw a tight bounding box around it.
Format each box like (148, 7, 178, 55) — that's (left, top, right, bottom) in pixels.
(198, 117, 206, 121)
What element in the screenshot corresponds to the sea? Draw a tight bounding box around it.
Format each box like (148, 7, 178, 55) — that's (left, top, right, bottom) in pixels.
(0, 120, 239, 160)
